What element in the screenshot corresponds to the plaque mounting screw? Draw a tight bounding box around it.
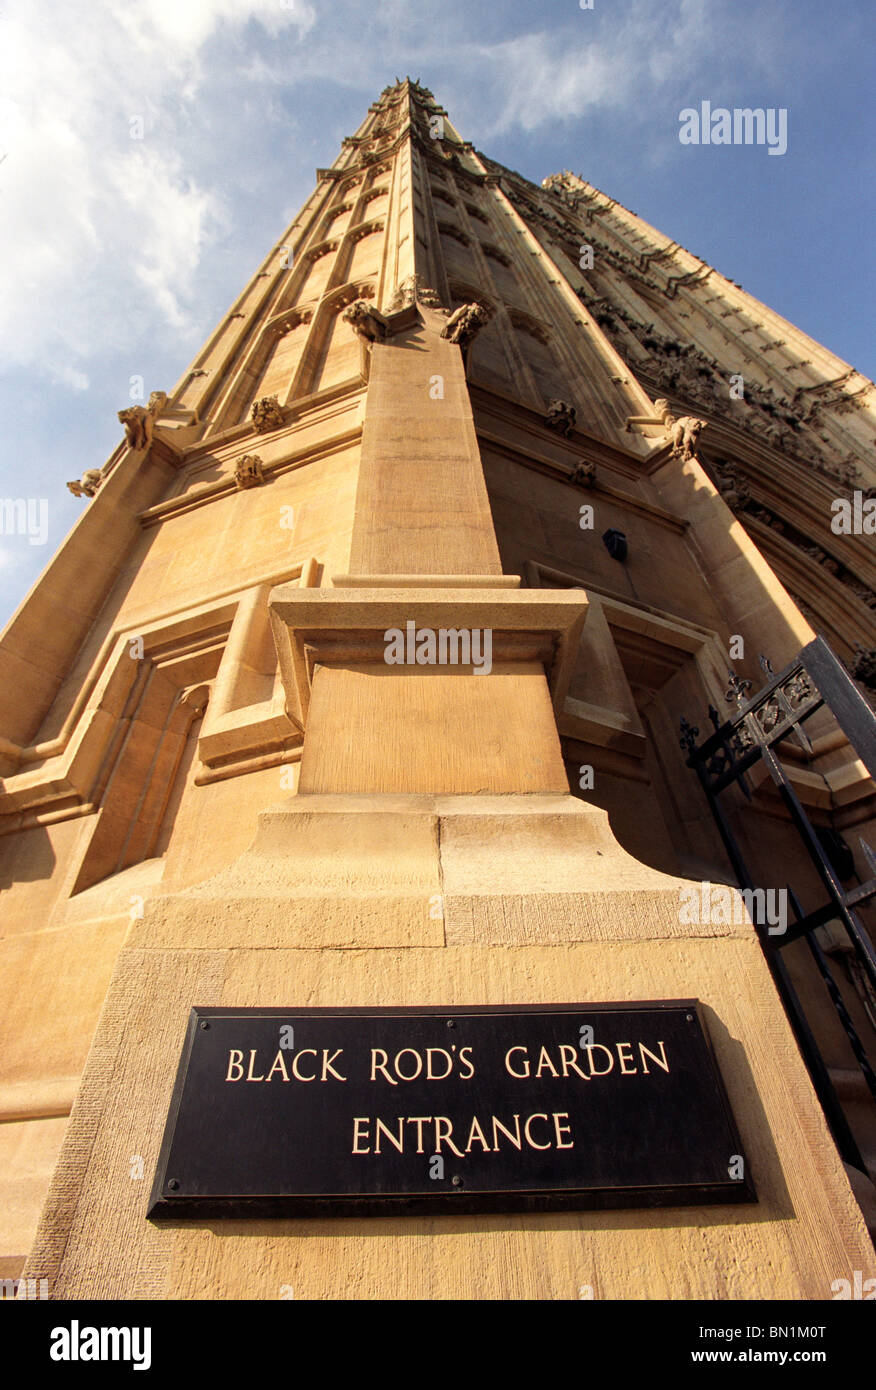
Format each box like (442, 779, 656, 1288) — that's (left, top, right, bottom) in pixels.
(200, 1020, 210, 1029)
(452, 1176, 463, 1187)
(167, 1179, 180, 1190)
(686, 1014, 694, 1021)
(446, 1019, 455, 1028)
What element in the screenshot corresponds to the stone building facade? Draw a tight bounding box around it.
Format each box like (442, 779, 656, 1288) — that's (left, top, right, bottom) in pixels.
(2, 79, 875, 1298)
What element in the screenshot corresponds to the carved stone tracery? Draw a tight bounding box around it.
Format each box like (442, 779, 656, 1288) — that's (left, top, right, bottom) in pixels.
(708, 465, 876, 613)
(437, 220, 471, 247)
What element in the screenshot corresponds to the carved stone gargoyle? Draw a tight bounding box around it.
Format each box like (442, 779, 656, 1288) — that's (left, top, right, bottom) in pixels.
(440, 302, 490, 352)
(626, 398, 706, 460)
(545, 399, 577, 437)
(389, 275, 444, 311)
(570, 460, 596, 488)
(667, 412, 706, 461)
(67, 469, 103, 499)
(118, 390, 167, 452)
(342, 299, 390, 344)
(251, 396, 285, 433)
(234, 454, 264, 490)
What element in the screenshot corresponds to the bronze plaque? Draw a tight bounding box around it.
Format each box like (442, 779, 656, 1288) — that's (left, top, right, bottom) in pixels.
(148, 1001, 755, 1218)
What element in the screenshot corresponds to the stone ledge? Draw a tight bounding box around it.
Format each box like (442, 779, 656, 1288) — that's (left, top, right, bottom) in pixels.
(269, 583, 589, 726)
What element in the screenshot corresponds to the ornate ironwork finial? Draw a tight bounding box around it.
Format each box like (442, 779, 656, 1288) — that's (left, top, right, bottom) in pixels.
(708, 704, 721, 731)
(758, 654, 775, 678)
(725, 670, 753, 711)
(679, 717, 699, 753)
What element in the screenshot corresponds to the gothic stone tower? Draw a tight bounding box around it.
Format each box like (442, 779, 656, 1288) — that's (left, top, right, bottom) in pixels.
(4, 80, 876, 1298)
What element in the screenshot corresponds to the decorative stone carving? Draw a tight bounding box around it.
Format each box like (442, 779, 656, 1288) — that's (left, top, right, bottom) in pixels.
(545, 400, 577, 437)
(177, 683, 210, 714)
(342, 299, 389, 344)
(67, 469, 103, 499)
(251, 396, 284, 433)
(507, 309, 551, 345)
(302, 240, 338, 267)
(437, 221, 470, 246)
(566, 280, 872, 486)
(270, 307, 313, 338)
(348, 221, 383, 244)
(652, 402, 706, 460)
(717, 482, 876, 609)
(570, 460, 596, 488)
(388, 275, 444, 311)
(440, 302, 490, 351)
(234, 454, 264, 489)
(845, 579, 876, 610)
(801, 544, 839, 576)
(498, 159, 876, 496)
(715, 466, 749, 513)
(764, 422, 794, 452)
(670, 415, 706, 459)
(118, 390, 167, 451)
(542, 172, 583, 210)
(748, 504, 784, 533)
(481, 243, 511, 267)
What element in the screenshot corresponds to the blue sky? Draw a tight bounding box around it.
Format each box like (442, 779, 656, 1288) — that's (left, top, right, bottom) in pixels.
(0, 0, 873, 626)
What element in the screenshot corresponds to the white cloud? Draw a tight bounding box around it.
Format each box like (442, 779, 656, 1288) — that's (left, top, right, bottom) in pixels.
(54, 364, 90, 392)
(114, 0, 316, 52)
(0, 0, 788, 391)
(466, 0, 774, 138)
(0, 0, 314, 385)
(0, 0, 833, 399)
(104, 144, 222, 330)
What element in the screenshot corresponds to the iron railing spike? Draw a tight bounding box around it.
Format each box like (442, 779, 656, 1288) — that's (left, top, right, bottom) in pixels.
(859, 838, 876, 877)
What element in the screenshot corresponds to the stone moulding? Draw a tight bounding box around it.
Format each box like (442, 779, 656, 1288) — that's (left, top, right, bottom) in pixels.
(267, 583, 590, 731)
(0, 559, 318, 827)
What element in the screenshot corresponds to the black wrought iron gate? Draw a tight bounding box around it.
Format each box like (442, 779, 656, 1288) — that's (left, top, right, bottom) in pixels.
(680, 636, 876, 1171)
